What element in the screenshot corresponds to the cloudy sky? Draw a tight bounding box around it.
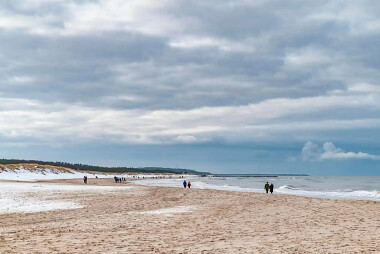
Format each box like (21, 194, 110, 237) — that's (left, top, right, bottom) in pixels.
(1, 0, 380, 175)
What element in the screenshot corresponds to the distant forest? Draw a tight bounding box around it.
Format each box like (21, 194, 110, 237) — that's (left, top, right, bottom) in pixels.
(0, 158, 210, 175)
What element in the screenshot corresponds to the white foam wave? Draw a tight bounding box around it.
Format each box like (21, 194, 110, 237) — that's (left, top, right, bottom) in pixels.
(133, 178, 263, 193)
(134, 178, 380, 202)
(276, 185, 380, 201)
(278, 184, 299, 190)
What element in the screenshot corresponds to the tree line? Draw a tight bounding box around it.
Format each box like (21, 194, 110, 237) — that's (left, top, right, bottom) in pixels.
(0, 158, 210, 175)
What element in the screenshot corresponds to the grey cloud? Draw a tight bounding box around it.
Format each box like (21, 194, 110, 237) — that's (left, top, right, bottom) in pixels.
(0, 1, 374, 110)
(1, 0, 380, 146)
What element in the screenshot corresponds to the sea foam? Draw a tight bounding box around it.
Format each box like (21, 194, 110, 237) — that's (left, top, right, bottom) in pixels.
(133, 176, 380, 202)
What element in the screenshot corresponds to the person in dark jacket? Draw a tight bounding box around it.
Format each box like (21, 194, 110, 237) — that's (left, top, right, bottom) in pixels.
(183, 180, 187, 188)
(264, 182, 270, 193)
(269, 183, 274, 194)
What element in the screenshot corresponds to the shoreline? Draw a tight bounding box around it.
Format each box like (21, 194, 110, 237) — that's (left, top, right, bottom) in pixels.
(130, 177, 380, 203)
(3, 176, 380, 203)
(1, 178, 379, 253)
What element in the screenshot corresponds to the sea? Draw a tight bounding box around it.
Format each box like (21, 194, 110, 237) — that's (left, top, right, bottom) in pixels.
(132, 175, 380, 202)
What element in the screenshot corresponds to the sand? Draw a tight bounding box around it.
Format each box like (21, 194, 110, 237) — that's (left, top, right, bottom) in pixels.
(0, 178, 379, 253)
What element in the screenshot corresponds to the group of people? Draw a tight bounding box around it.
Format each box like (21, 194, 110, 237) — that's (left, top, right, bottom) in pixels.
(183, 180, 191, 188)
(264, 182, 274, 194)
(114, 176, 126, 183)
(82, 176, 274, 195)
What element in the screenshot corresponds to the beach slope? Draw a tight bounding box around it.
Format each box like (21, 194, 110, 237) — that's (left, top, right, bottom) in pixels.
(0, 178, 379, 253)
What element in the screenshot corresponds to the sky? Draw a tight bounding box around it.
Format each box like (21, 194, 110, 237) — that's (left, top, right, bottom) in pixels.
(1, 0, 380, 175)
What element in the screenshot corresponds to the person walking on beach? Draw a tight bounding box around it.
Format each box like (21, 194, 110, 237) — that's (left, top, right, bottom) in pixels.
(264, 182, 269, 193)
(187, 181, 191, 188)
(83, 176, 87, 184)
(183, 180, 187, 188)
(269, 183, 274, 194)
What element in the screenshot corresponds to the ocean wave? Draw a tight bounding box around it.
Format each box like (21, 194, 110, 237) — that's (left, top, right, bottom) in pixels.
(278, 184, 301, 190)
(132, 178, 380, 202)
(276, 186, 380, 201)
(132, 178, 263, 193)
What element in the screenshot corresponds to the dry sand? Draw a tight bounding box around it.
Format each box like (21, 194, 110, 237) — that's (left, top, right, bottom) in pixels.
(0, 178, 379, 253)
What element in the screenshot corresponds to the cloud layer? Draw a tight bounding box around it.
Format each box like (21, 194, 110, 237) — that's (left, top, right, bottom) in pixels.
(1, 0, 380, 147)
(302, 141, 380, 161)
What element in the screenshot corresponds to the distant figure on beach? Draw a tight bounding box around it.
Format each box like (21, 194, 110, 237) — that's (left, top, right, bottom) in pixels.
(264, 182, 269, 193)
(83, 176, 87, 184)
(183, 180, 187, 188)
(187, 181, 191, 188)
(269, 183, 274, 194)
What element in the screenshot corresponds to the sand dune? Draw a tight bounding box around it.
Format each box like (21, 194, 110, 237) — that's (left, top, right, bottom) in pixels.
(0, 178, 379, 253)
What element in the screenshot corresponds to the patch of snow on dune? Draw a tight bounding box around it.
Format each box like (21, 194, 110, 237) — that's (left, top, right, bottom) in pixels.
(133, 206, 197, 216)
(0, 197, 82, 214)
(0, 182, 132, 214)
(0, 166, 183, 181)
(0, 167, 106, 181)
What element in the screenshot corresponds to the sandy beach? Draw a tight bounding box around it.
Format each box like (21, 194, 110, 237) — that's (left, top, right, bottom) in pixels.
(0, 178, 379, 253)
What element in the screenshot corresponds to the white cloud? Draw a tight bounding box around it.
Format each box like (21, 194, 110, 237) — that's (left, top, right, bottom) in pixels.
(307, 1, 380, 36)
(348, 83, 380, 93)
(302, 141, 322, 161)
(0, 93, 380, 145)
(8, 76, 35, 84)
(168, 36, 255, 52)
(302, 141, 380, 161)
(285, 47, 332, 67)
(175, 135, 198, 143)
(0, 0, 183, 36)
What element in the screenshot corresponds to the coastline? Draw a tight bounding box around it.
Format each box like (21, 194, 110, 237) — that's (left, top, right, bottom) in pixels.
(131, 176, 380, 202)
(0, 178, 379, 253)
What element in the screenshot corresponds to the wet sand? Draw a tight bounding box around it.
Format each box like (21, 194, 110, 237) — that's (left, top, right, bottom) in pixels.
(0, 178, 379, 253)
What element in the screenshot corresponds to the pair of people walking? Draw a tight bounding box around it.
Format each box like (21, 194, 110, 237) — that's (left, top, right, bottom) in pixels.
(183, 180, 191, 188)
(264, 182, 274, 194)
